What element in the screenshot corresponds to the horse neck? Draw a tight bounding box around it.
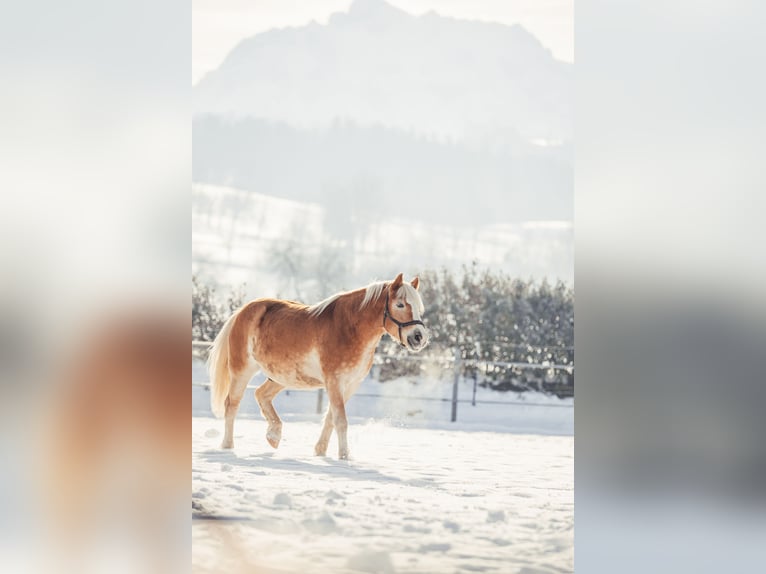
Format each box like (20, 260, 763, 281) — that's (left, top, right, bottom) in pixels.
(332, 286, 388, 343)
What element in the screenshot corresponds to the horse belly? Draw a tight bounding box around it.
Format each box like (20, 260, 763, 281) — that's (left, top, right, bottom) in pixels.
(263, 349, 324, 390)
(285, 370, 324, 390)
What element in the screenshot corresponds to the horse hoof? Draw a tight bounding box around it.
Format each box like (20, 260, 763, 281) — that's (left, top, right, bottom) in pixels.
(339, 451, 349, 460)
(221, 440, 233, 449)
(266, 431, 281, 449)
(314, 447, 327, 457)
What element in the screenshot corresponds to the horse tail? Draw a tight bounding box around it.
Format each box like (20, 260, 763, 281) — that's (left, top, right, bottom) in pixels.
(208, 309, 239, 418)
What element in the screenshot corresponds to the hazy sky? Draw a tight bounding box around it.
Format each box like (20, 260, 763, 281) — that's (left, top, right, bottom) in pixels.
(192, 0, 573, 84)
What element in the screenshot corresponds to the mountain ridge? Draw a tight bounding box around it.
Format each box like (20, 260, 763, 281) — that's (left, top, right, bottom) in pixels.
(194, 0, 571, 144)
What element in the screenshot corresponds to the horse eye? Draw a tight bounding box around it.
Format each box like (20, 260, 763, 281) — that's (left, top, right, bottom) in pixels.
(396, 303, 405, 308)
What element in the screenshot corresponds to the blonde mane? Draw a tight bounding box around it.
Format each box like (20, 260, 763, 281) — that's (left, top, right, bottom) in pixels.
(360, 281, 387, 310)
(307, 279, 423, 318)
(307, 281, 387, 317)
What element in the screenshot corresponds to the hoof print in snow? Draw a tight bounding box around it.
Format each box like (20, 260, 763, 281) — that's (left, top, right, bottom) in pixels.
(302, 511, 337, 535)
(325, 490, 344, 505)
(273, 492, 292, 507)
(347, 550, 396, 573)
(418, 542, 451, 553)
(442, 520, 461, 532)
(486, 510, 506, 523)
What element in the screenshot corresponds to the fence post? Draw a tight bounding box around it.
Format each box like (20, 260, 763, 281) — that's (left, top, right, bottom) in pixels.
(451, 349, 461, 422)
(316, 388, 324, 414)
(472, 371, 477, 406)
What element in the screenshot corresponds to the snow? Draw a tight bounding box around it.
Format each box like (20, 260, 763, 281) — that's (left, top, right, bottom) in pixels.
(193, 417, 572, 573)
(192, 364, 573, 573)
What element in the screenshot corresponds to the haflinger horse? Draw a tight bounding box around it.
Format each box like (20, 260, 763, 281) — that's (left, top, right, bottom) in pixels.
(207, 272, 429, 459)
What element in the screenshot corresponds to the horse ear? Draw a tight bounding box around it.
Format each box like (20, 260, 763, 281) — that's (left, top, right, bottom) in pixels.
(390, 272, 404, 291)
(410, 276, 420, 290)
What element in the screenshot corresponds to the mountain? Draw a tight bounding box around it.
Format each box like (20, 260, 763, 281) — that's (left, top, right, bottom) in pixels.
(193, 0, 572, 144)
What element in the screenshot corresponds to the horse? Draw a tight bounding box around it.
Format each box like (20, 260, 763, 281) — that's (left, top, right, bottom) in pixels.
(207, 272, 429, 459)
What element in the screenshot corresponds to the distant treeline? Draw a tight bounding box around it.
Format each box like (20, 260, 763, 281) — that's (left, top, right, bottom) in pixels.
(193, 116, 572, 225)
(192, 265, 574, 397)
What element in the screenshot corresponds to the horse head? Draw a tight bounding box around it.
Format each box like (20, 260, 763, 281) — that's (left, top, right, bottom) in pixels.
(384, 272, 430, 352)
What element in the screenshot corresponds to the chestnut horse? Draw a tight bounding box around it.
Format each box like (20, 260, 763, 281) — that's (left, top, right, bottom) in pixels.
(208, 273, 429, 459)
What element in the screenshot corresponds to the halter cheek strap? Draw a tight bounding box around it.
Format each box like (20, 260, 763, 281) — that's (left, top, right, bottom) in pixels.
(383, 291, 425, 347)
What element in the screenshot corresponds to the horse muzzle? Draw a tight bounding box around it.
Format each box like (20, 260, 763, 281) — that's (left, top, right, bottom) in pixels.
(406, 327, 429, 352)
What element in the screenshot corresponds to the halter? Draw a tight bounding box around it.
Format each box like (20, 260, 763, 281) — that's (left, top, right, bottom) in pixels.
(383, 291, 425, 347)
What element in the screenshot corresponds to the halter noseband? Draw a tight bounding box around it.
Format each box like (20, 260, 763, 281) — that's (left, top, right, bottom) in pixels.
(383, 291, 425, 347)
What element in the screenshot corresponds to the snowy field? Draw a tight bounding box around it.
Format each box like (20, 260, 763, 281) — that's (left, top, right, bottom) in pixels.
(193, 417, 572, 574)
(192, 368, 573, 573)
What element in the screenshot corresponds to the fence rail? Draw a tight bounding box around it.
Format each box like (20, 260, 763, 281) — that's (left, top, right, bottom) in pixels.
(192, 340, 573, 422)
(192, 340, 573, 370)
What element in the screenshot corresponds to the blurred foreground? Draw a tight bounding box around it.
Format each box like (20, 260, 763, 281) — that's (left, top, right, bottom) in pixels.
(0, 1, 189, 571)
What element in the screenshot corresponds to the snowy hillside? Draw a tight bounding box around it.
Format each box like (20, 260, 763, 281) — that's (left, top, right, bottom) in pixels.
(192, 183, 573, 297)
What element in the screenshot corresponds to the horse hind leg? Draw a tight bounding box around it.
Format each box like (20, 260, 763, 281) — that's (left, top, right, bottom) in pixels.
(221, 365, 258, 449)
(255, 378, 285, 448)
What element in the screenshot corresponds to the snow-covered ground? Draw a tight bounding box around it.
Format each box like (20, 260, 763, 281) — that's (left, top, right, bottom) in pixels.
(192, 364, 573, 573)
(193, 417, 572, 574)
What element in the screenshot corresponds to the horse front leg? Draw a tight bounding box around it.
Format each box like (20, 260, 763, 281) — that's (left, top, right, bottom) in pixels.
(254, 378, 285, 448)
(325, 380, 349, 460)
(314, 406, 334, 456)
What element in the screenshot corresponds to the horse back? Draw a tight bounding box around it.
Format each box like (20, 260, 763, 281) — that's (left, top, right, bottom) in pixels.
(229, 298, 316, 371)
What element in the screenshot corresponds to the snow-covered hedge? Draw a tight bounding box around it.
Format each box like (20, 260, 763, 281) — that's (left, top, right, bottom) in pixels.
(192, 265, 574, 396)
